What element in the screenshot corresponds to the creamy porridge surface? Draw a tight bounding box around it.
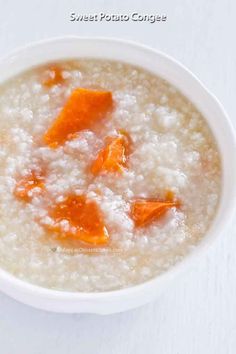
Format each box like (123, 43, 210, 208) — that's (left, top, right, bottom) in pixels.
(0, 60, 221, 292)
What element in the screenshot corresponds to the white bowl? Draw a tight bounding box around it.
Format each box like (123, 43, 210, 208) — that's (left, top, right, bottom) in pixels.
(0, 37, 235, 314)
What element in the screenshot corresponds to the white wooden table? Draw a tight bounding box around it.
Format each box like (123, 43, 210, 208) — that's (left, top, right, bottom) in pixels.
(0, 0, 236, 353)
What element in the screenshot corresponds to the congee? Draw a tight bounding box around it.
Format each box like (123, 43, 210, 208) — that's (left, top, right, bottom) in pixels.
(0, 60, 221, 291)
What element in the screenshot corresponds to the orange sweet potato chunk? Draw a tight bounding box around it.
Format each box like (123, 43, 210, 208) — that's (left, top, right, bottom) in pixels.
(44, 88, 113, 147)
(90, 132, 131, 175)
(14, 170, 45, 202)
(42, 64, 64, 87)
(44, 195, 109, 246)
(131, 197, 180, 227)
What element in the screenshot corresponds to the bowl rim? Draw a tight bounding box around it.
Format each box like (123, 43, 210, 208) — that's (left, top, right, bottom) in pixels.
(0, 36, 236, 305)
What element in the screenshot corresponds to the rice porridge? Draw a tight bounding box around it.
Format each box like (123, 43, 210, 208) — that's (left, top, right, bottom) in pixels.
(0, 60, 221, 292)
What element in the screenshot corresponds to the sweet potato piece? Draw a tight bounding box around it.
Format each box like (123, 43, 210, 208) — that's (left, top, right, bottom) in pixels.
(165, 190, 175, 202)
(90, 132, 131, 175)
(44, 195, 109, 246)
(131, 198, 180, 227)
(14, 170, 45, 202)
(42, 64, 64, 87)
(44, 88, 113, 147)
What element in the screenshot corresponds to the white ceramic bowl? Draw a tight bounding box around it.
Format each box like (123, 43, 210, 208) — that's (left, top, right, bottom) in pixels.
(0, 37, 235, 314)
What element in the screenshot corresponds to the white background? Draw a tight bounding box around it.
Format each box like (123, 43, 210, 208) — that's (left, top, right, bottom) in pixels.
(0, 0, 236, 353)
